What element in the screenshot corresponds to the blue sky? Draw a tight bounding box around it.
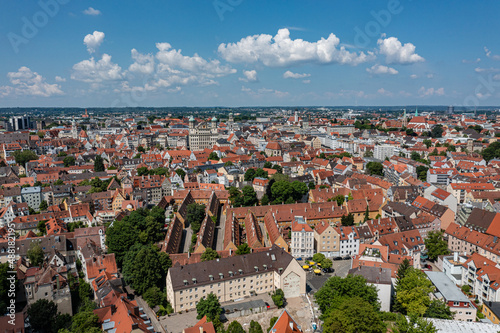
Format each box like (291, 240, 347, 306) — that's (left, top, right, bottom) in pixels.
(1, 0, 500, 108)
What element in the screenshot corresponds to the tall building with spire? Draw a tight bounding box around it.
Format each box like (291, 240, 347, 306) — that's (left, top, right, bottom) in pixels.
(415, 108, 418, 117)
(188, 116, 218, 150)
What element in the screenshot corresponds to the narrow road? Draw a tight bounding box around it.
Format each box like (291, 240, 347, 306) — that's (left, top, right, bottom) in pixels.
(135, 295, 166, 333)
(215, 208, 226, 251)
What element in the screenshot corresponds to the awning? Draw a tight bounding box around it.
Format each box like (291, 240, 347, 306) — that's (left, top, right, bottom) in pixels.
(302, 265, 310, 269)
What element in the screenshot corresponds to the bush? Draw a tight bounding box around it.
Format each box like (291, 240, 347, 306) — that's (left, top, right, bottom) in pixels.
(271, 289, 285, 308)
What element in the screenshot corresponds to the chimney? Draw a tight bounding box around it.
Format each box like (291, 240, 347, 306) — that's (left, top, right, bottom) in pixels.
(199, 326, 204, 333)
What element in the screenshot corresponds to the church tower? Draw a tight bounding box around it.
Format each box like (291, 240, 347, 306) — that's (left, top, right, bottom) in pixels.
(228, 112, 234, 133)
(71, 117, 77, 139)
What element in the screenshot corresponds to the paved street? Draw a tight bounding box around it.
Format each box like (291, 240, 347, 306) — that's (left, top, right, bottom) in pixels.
(135, 295, 166, 333)
(215, 208, 226, 251)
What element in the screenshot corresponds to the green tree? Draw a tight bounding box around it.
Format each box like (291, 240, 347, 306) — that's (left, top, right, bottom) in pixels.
(224, 161, 234, 167)
(63, 155, 76, 167)
(291, 181, 309, 201)
(323, 297, 386, 333)
(37, 220, 47, 235)
(236, 243, 251, 255)
(53, 179, 64, 185)
(267, 317, 278, 333)
(271, 288, 285, 308)
(331, 194, 345, 206)
(93, 155, 104, 172)
(106, 220, 138, 266)
(416, 166, 429, 182)
(71, 309, 100, 332)
(424, 299, 453, 319)
(395, 268, 434, 316)
(255, 168, 268, 179)
(12, 150, 38, 165)
(249, 320, 263, 333)
(138, 145, 146, 153)
(143, 286, 167, 308)
(263, 161, 272, 169)
(122, 244, 168, 294)
(196, 293, 222, 321)
(341, 213, 354, 226)
(138, 215, 164, 244)
(322, 258, 333, 270)
(227, 321, 246, 333)
(425, 230, 450, 261)
(366, 162, 383, 176)
(39, 200, 48, 211)
(411, 152, 421, 161)
(186, 203, 206, 233)
(431, 125, 444, 138)
(393, 313, 438, 333)
(201, 248, 220, 262)
(260, 194, 270, 206)
(423, 139, 432, 148)
(315, 275, 380, 315)
(242, 185, 258, 206)
(364, 205, 370, 222)
(27, 299, 58, 333)
(27, 242, 45, 266)
(208, 152, 219, 161)
(229, 186, 244, 207)
(175, 168, 186, 178)
(244, 168, 256, 181)
(308, 182, 316, 190)
(137, 166, 149, 176)
(312, 253, 326, 263)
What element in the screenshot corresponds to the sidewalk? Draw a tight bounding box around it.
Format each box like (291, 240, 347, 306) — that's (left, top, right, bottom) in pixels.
(135, 296, 166, 333)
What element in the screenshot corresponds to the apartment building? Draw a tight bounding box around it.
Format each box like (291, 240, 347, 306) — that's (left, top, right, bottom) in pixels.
(290, 216, 314, 259)
(166, 246, 306, 312)
(336, 226, 360, 257)
(426, 271, 476, 322)
(461, 253, 500, 304)
(314, 221, 340, 258)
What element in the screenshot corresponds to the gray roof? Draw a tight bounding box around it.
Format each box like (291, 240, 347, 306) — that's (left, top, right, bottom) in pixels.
(348, 266, 392, 285)
(168, 245, 294, 291)
(425, 271, 469, 303)
(425, 318, 499, 333)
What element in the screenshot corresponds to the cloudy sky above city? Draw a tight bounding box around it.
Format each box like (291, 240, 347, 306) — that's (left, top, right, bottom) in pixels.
(1, 0, 500, 107)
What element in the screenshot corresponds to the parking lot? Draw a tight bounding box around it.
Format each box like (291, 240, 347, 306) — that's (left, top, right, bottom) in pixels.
(305, 259, 352, 293)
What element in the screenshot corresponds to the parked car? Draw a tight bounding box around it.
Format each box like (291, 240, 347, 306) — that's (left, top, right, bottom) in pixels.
(333, 256, 343, 261)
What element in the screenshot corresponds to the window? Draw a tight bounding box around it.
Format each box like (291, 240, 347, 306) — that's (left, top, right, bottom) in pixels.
(453, 302, 460, 306)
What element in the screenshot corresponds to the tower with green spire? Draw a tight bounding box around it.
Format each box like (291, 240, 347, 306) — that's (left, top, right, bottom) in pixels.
(415, 108, 418, 117)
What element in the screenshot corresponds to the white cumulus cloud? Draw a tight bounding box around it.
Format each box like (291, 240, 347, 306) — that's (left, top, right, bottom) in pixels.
(84, 31, 105, 54)
(218, 28, 374, 67)
(239, 70, 258, 82)
(410, 74, 418, 79)
(0, 66, 64, 97)
(366, 64, 398, 75)
(71, 54, 124, 83)
(418, 86, 444, 97)
(128, 49, 155, 75)
(55, 76, 66, 82)
(83, 7, 101, 16)
(283, 70, 311, 79)
(378, 37, 424, 64)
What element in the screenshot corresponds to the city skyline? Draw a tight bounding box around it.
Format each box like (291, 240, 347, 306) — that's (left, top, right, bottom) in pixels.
(1, 1, 500, 107)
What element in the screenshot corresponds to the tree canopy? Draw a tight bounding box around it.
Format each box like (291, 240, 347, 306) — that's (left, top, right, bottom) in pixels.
(93, 155, 105, 172)
(236, 243, 251, 255)
(186, 203, 206, 233)
(122, 244, 171, 294)
(395, 268, 435, 316)
(12, 150, 38, 165)
(27, 242, 45, 266)
(201, 248, 220, 262)
(27, 299, 59, 333)
(315, 275, 380, 316)
(271, 289, 285, 308)
(424, 230, 449, 261)
(196, 293, 222, 321)
(323, 297, 386, 333)
(366, 161, 383, 176)
(393, 313, 438, 333)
